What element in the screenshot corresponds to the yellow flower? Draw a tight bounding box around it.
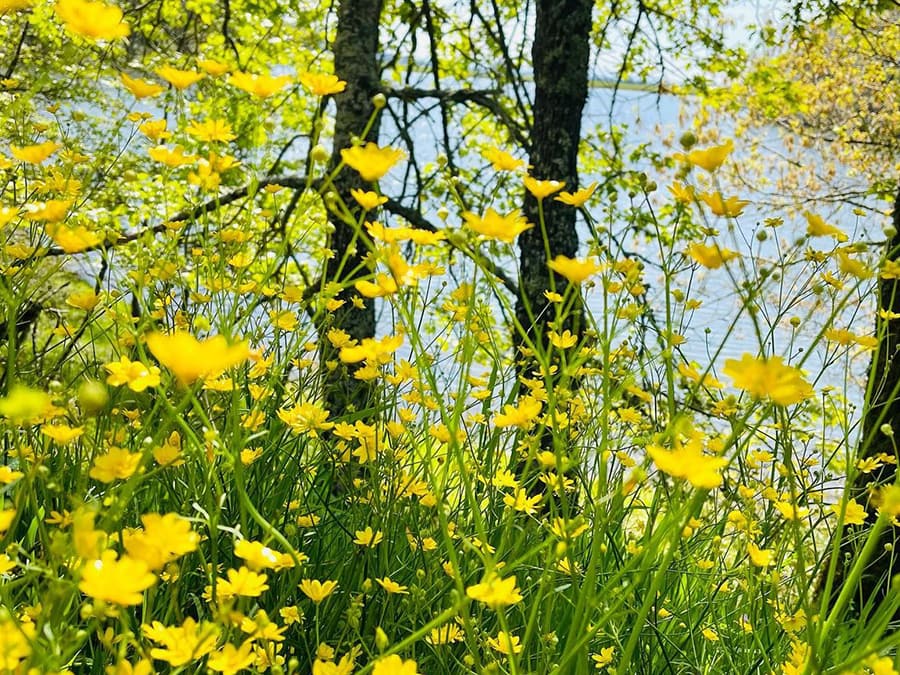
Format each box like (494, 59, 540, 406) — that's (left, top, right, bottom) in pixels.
(686, 242, 739, 269)
(216, 566, 269, 599)
(351, 189, 388, 210)
(547, 254, 602, 283)
(466, 574, 523, 608)
(208, 641, 255, 675)
(701, 627, 719, 642)
(298, 72, 346, 96)
(122, 513, 199, 570)
(698, 191, 749, 217)
(805, 211, 848, 241)
(723, 353, 813, 406)
(592, 646, 616, 668)
(338, 333, 403, 364)
(463, 208, 533, 243)
(0, 466, 23, 484)
(299, 578, 337, 603)
(277, 401, 334, 436)
(10, 141, 59, 164)
(66, 289, 100, 310)
(503, 488, 542, 514)
(26, 199, 72, 223)
(646, 436, 727, 489)
(355, 273, 398, 298)
(228, 71, 291, 98)
(524, 175, 565, 199)
(880, 259, 900, 280)
(426, 623, 464, 645)
(669, 181, 695, 204)
(0, 509, 15, 533)
(40, 423, 84, 444)
(353, 526, 383, 547)
(746, 542, 774, 567)
(482, 146, 525, 171)
(186, 119, 236, 143)
(55, 0, 129, 41)
(148, 145, 196, 167)
(105, 356, 161, 391)
(154, 66, 204, 89)
(340, 142, 405, 181)
(46, 222, 100, 252)
(0, 385, 54, 424)
(89, 446, 142, 482)
(313, 656, 356, 675)
(146, 331, 250, 384)
(376, 576, 409, 594)
(120, 73, 164, 98)
(487, 631, 522, 655)
(372, 655, 420, 675)
(493, 396, 542, 428)
(234, 539, 299, 570)
(548, 329, 578, 349)
(269, 309, 298, 331)
(197, 58, 231, 76)
(831, 498, 867, 525)
(555, 182, 598, 207)
(79, 550, 156, 605)
(142, 617, 219, 667)
(0, 0, 32, 13)
(680, 138, 733, 172)
(836, 249, 872, 279)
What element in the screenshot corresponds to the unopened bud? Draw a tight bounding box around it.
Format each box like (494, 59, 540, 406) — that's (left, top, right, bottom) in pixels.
(881, 423, 894, 438)
(372, 93, 387, 109)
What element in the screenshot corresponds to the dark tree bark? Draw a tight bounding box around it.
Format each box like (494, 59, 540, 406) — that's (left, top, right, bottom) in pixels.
(515, 0, 592, 353)
(822, 188, 900, 617)
(511, 0, 592, 501)
(317, 0, 384, 418)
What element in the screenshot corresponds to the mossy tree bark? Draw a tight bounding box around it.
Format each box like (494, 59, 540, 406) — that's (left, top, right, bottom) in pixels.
(824, 188, 900, 617)
(317, 0, 384, 419)
(512, 0, 592, 498)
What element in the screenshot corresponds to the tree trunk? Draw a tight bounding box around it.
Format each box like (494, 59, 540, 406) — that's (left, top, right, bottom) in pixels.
(823, 188, 900, 617)
(512, 0, 592, 499)
(515, 0, 592, 353)
(317, 0, 384, 418)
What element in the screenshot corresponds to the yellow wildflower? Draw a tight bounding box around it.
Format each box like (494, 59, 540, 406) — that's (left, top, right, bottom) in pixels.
(466, 574, 523, 608)
(104, 356, 161, 392)
(698, 191, 750, 217)
(10, 141, 59, 164)
(723, 353, 813, 406)
(372, 655, 420, 675)
(120, 73, 164, 98)
(146, 331, 250, 384)
(154, 66, 204, 89)
(487, 631, 523, 655)
(142, 617, 219, 667)
(555, 182, 598, 207)
(216, 566, 269, 599)
(483, 146, 525, 171)
(376, 576, 409, 594)
(298, 72, 346, 96)
(524, 175, 565, 199)
(40, 423, 84, 444)
(340, 142, 405, 181)
(54, 0, 129, 40)
(89, 446, 142, 482)
(46, 222, 101, 252)
(79, 550, 156, 605)
(208, 642, 255, 675)
(353, 526, 383, 547)
(186, 119, 236, 143)
(547, 254, 602, 283)
(229, 71, 291, 98)
(805, 212, 848, 241)
(26, 199, 72, 223)
(299, 578, 338, 603)
(122, 513, 199, 571)
(679, 138, 733, 172)
(686, 242, 739, 269)
(463, 208, 532, 243)
(646, 436, 727, 489)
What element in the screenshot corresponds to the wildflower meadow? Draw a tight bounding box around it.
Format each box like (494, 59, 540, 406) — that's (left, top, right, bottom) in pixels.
(1, 0, 900, 673)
